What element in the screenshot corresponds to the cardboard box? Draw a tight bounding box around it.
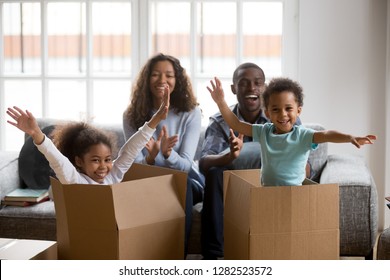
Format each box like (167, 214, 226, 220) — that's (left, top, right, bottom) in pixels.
(223, 169, 339, 260)
(0, 238, 57, 260)
(51, 163, 187, 260)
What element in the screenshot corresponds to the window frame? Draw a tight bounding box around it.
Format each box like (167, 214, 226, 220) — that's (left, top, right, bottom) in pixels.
(0, 0, 298, 151)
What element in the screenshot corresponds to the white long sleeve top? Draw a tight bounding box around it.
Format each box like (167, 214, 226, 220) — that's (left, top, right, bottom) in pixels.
(36, 123, 155, 185)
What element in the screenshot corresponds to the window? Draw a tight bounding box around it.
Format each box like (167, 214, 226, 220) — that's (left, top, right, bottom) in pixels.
(149, 1, 286, 123)
(0, 0, 297, 151)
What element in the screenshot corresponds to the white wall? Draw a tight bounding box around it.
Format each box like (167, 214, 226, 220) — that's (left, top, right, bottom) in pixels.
(298, 0, 389, 230)
(386, 0, 390, 229)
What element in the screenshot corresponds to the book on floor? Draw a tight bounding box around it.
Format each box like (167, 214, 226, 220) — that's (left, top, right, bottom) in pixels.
(1, 196, 50, 207)
(4, 188, 49, 203)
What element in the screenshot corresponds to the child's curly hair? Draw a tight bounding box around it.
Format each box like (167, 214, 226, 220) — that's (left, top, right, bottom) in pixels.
(262, 77, 304, 109)
(51, 122, 117, 166)
(124, 53, 198, 129)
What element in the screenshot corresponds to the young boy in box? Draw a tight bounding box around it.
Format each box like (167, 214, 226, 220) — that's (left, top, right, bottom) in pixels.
(207, 76, 376, 186)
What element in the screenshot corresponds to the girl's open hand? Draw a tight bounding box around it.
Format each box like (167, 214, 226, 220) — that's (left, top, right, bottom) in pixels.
(6, 106, 44, 144)
(156, 85, 170, 120)
(148, 86, 170, 129)
(207, 77, 225, 105)
(7, 106, 38, 135)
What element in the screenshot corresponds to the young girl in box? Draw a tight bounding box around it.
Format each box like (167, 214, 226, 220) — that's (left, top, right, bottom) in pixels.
(6, 87, 170, 185)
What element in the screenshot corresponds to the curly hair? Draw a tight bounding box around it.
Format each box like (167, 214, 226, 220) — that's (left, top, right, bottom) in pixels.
(51, 122, 117, 167)
(262, 77, 304, 109)
(123, 53, 198, 129)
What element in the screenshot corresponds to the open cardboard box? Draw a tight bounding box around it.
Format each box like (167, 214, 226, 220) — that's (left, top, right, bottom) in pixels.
(223, 169, 339, 260)
(51, 163, 187, 260)
(0, 238, 57, 260)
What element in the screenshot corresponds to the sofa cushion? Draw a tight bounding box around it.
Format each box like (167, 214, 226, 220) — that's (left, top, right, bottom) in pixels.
(0, 151, 20, 200)
(0, 201, 56, 241)
(377, 227, 390, 260)
(18, 125, 56, 189)
(304, 123, 328, 182)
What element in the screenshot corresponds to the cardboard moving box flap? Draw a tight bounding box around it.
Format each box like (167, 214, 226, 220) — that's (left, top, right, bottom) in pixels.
(117, 218, 185, 260)
(50, 163, 187, 260)
(224, 172, 252, 233)
(51, 178, 119, 259)
(0, 238, 57, 260)
(250, 183, 339, 234)
(112, 174, 185, 229)
(53, 181, 118, 230)
(50, 177, 69, 254)
(223, 169, 261, 203)
(223, 169, 339, 260)
(124, 163, 187, 210)
(224, 170, 339, 233)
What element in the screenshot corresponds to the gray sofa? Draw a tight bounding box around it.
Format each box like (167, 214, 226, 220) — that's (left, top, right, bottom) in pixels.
(377, 227, 390, 260)
(0, 120, 378, 259)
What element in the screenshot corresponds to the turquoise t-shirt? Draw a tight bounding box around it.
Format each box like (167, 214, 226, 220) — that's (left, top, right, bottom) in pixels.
(252, 123, 318, 186)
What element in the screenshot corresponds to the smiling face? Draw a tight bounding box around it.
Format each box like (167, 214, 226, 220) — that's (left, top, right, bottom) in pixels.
(231, 67, 265, 122)
(149, 60, 176, 109)
(75, 143, 113, 183)
(265, 91, 302, 134)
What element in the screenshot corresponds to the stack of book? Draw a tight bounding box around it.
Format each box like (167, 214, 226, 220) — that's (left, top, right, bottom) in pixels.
(1, 189, 50, 207)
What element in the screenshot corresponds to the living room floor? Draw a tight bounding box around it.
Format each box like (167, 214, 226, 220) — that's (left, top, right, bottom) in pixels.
(186, 232, 382, 260)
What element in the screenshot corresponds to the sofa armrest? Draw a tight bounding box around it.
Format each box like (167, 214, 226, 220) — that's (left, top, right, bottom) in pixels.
(320, 154, 372, 186)
(0, 151, 21, 200)
(320, 154, 378, 257)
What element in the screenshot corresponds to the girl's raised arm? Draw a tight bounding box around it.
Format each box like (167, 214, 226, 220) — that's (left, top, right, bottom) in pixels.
(147, 85, 170, 129)
(6, 106, 45, 145)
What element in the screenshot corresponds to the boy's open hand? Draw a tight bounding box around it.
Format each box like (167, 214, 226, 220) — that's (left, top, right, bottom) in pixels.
(207, 77, 225, 105)
(351, 135, 377, 148)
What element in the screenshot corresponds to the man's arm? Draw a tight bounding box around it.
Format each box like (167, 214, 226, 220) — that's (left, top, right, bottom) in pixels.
(199, 129, 243, 173)
(199, 152, 232, 174)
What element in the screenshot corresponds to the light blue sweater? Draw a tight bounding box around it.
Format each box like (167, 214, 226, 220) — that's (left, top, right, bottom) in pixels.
(123, 106, 202, 173)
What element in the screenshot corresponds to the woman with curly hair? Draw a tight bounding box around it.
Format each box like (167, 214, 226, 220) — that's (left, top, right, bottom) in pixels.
(6, 91, 169, 185)
(123, 53, 204, 256)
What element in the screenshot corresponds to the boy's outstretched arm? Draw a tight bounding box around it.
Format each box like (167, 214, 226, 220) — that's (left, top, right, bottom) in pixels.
(313, 130, 377, 148)
(147, 85, 170, 129)
(6, 106, 45, 145)
(207, 77, 252, 137)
